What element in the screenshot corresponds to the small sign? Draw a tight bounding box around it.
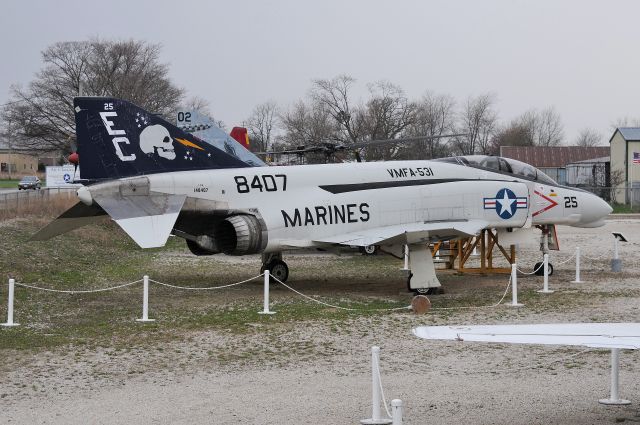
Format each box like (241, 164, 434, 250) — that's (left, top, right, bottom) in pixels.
(46, 165, 81, 188)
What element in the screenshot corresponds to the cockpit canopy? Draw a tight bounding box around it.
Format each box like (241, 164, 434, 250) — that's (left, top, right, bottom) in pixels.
(434, 155, 557, 185)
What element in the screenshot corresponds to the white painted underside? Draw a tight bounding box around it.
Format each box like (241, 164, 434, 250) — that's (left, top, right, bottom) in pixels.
(313, 219, 488, 246)
(413, 323, 640, 349)
(115, 213, 180, 248)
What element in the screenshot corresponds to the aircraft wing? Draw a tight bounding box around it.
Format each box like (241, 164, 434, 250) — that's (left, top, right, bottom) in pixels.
(30, 201, 108, 241)
(313, 219, 488, 247)
(413, 323, 640, 350)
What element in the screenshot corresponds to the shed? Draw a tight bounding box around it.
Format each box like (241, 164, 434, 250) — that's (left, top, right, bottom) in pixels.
(500, 146, 609, 185)
(609, 127, 640, 204)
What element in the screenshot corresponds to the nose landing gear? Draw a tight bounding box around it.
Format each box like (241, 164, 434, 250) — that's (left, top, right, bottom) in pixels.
(261, 252, 289, 282)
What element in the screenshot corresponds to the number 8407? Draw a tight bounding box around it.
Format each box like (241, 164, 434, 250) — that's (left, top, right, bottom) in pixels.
(234, 174, 287, 193)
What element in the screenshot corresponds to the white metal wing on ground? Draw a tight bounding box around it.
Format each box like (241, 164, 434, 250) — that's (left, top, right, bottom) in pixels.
(413, 323, 640, 349)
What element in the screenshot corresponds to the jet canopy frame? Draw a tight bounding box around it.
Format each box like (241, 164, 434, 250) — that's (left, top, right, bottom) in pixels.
(435, 155, 557, 186)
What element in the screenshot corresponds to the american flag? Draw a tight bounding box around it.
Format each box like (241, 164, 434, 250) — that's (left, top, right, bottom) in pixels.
(634, 152, 640, 164)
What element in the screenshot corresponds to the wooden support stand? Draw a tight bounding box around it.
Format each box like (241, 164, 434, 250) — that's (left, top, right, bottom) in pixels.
(430, 229, 515, 274)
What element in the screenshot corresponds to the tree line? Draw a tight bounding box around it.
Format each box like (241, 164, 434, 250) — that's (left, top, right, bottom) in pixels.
(0, 39, 610, 161)
(247, 74, 607, 162)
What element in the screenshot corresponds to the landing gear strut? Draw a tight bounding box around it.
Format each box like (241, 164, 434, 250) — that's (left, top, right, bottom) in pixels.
(407, 274, 439, 295)
(261, 252, 289, 282)
(534, 225, 554, 276)
(404, 243, 443, 295)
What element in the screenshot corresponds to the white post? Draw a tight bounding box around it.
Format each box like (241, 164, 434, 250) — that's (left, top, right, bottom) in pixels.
(537, 253, 554, 294)
(599, 348, 631, 405)
(629, 162, 633, 212)
(571, 247, 582, 283)
(510, 263, 523, 307)
(614, 237, 619, 260)
(402, 245, 409, 270)
(136, 275, 155, 322)
(2, 278, 19, 327)
(361, 346, 392, 424)
(258, 270, 276, 315)
(391, 399, 403, 425)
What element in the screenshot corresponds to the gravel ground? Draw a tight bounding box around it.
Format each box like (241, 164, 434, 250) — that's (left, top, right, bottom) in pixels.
(3, 219, 640, 424)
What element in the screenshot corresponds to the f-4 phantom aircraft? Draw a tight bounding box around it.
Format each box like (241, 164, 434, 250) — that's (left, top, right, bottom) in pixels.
(33, 97, 613, 294)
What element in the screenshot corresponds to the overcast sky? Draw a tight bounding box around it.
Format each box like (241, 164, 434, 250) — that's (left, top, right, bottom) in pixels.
(2, 0, 639, 143)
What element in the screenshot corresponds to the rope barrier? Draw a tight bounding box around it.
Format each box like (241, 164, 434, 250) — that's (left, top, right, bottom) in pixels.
(516, 262, 544, 275)
(374, 355, 392, 418)
(13, 279, 143, 294)
(430, 275, 512, 311)
(553, 251, 577, 266)
(149, 274, 263, 290)
(270, 275, 411, 312)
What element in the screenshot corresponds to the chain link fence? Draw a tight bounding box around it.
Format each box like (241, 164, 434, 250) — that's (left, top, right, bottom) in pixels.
(572, 185, 639, 212)
(0, 187, 77, 219)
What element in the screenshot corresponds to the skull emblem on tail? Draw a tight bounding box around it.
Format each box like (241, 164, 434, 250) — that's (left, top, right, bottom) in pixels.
(139, 125, 176, 160)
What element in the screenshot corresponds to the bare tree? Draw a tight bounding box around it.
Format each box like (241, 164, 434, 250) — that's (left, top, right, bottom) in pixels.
(181, 96, 225, 129)
(535, 106, 564, 146)
(310, 74, 361, 145)
(611, 116, 640, 130)
(359, 81, 416, 160)
(2, 39, 184, 154)
(404, 92, 456, 159)
(246, 101, 278, 153)
(491, 107, 563, 153)
(574, 127, 603, 147)
(489, 122, 534, 155)
(279, 100, 336, 148)
(455, 93, 497, 155)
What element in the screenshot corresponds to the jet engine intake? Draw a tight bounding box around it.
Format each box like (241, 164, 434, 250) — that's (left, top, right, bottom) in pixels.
(186, 235, 220, 256)
(216, 215, 264, 255)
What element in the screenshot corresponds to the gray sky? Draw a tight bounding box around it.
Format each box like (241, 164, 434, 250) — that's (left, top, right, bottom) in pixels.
(2, 0, 639, 143)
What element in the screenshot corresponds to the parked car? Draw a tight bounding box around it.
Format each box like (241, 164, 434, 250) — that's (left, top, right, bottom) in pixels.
(18, 176, 41, 190)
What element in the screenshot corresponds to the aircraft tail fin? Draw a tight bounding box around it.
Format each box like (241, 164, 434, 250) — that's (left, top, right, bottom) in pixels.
(74, 97, 251, 181)
(175, 109, 265, 166)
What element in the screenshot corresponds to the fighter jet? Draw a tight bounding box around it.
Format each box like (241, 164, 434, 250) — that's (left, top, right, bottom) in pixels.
(32, 97, 613, 294)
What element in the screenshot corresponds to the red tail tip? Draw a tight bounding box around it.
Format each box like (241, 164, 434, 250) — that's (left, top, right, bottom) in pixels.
(230, 127, 250, 149)
(68, 152, 79, 165)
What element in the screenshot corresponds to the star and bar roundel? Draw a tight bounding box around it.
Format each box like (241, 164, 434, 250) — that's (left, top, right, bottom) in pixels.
(484, 188, 528, 219)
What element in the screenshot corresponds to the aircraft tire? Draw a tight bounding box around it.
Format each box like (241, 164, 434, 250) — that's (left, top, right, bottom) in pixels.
(267, 260, 289, 283)
(534, 262, 554, 276)
(360, 245, 379, 255)
(534, 262, 543, 276)
(414, 287, 439, 295)
(408, 275, 441, 295)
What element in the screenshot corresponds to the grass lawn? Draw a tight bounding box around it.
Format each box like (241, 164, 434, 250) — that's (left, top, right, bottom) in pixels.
(610, 203, 640, 214)
(0, 179, 20, 188)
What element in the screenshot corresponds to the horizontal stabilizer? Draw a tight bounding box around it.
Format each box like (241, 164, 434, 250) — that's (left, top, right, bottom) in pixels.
(413, 323, 640, 350)
(314, 219, 487, 247)
(30, 202, 107, 241)
(94, 193, 186, 248)
(114, 213, 181, 248)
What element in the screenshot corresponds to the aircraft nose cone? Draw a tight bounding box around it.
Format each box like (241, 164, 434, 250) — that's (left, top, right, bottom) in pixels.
(579, 193, 612, 227)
